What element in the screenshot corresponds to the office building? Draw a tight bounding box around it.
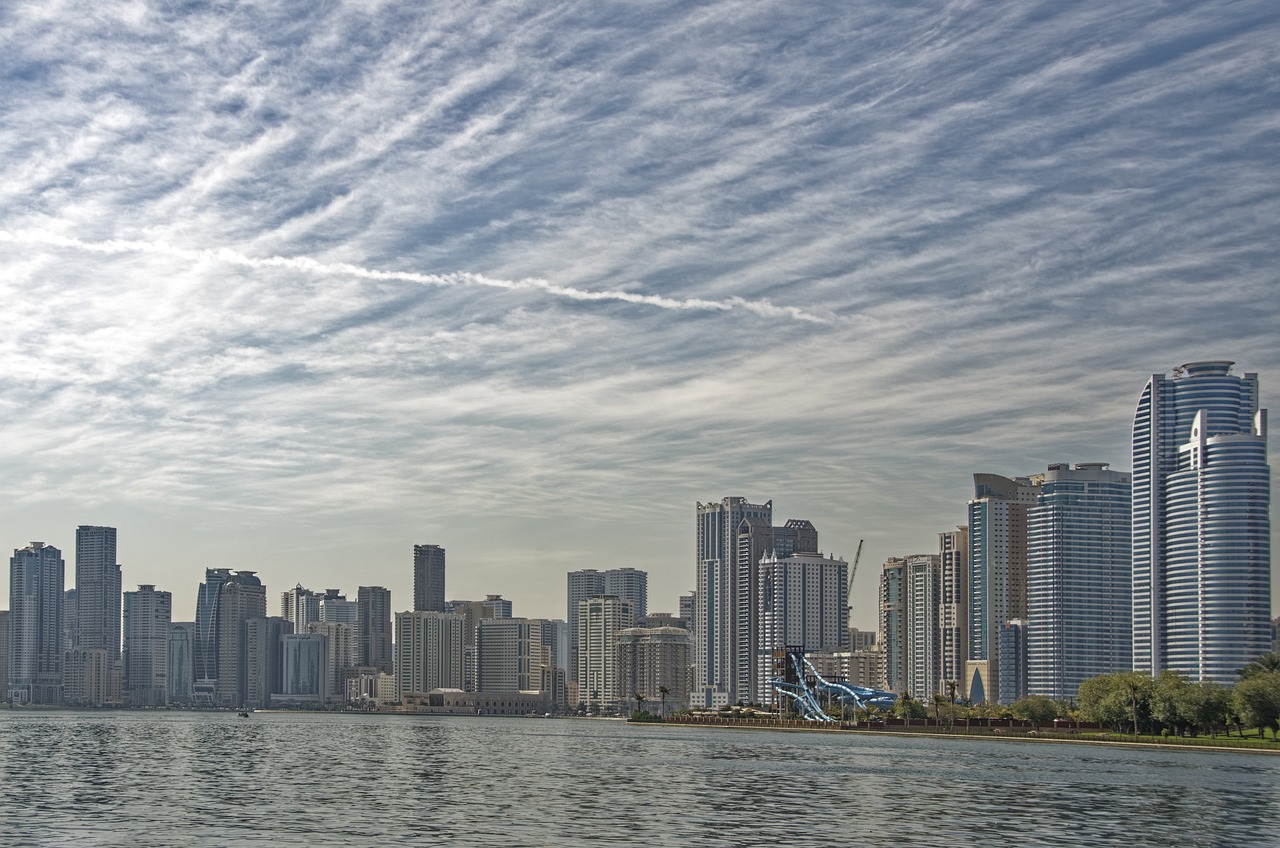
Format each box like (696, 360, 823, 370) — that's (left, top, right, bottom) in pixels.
(577, 595, 635, 711)
(357, 586, 393, 673)
(280, 633, 328, 704)
(193, 568, 232, 703)
(999, 619, 1028, 704)
(1027, 463, 1133, 701)
(8, 542, 65, 704)
(167, 622, 195, 704)
(246, 616, 292, 709)
(968, 473, 1041, 703)
(215, 571, 266, 708)
(123, 584, 171, 707)
(395, 611, 465, 700)
(413, 544, 446, 613)
(1133, 361, 1271, 684)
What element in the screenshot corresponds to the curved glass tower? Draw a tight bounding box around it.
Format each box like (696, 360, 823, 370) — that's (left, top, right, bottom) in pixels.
(1132, 361, 1270, 683)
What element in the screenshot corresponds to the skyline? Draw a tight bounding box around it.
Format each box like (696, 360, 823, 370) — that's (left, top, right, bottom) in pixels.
(2, 2, 1277, 626)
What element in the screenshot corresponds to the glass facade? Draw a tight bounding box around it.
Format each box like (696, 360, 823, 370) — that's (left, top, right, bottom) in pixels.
(1131, 361, 1270, 683)
(1026, 464, 1132, 701)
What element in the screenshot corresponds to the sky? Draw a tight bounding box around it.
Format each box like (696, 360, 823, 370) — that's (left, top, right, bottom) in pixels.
(1, 0, 1277, 628)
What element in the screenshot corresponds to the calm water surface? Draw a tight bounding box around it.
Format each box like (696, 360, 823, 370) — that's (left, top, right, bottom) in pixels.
(1, 710, 1277, 847)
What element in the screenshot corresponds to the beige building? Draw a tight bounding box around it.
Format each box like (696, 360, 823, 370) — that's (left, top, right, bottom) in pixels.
(395, 611, 465, 701)
(64, 647, 117, 706)
(615, 625, 690, 717)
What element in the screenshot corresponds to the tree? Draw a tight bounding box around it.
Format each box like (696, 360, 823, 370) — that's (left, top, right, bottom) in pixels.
(893, 693, 926, 720)
(931, 693, 949, 726)
(1010, 695, 1059, 731)
(1151, 670, 1192, 736)
(1181, 680, 1231, 738)
(632, 692, 647, 714)
(657, 685, 671, 719)
(1079, 673, 1153, 734)
(1239, 652, 1280, 680)
(1232, 672, 1280, 740)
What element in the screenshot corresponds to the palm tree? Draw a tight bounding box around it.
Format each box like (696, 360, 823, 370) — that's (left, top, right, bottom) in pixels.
(657, 685, 671, 719)
(1239, 652, 1280, 679)
(633, 692, 647, 715)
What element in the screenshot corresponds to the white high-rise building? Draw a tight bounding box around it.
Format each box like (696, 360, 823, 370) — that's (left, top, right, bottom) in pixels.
(567, 569, 646, 687)
(694, 497, 772, 708)
(123, 584, 171, 707)
(577, 595, 634, 711)
(756, 551, 848, 705)
(938, 527, 968, 696)
(1132, 361, 1271, 683)
(1027, 463, 1133, 701)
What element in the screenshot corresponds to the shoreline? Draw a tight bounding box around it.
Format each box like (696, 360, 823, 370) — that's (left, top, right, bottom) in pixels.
(644, 716, 1280, 755)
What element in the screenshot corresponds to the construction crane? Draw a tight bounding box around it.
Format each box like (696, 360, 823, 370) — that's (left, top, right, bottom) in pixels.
(846, 538, 864, 606)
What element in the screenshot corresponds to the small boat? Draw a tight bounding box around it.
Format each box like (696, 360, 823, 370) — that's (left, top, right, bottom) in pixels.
(237, 711, 250, 718)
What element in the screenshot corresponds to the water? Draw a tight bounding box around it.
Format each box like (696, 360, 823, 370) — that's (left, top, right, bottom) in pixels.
(1, 711, 1277, 847)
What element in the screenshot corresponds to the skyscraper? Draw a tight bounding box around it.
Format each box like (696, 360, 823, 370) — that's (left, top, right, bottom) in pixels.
(8, 542, 65, 705)
(413, 544, 446, 612)
(122, 584, 171, 707)
(281, 584, 321, 629)
(603, 568, 648, 619)
(1132, 361, 1271, 683)
(167, 622, 195, 704)
(878, 557, 905, 693)
(357, 586, 393, 673)
(475, 617, 535, 693)
(74, 526, 121, 675)
(395, 611, 465, 699)
(577, 594, 634, 712)
(694, 497, 772, 708)
(938, 527, 968, 697)
(215, 571, 266, 708)
(1026, 462, 1132, 701)
(756, 550, 848, 704)
(967, 473, 1041, 703)
(567, 569, 646, 688)
(878, 553, 939, 699)
(193, 568, 232, 703)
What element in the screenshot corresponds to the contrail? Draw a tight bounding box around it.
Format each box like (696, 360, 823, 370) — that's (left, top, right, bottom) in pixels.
(0, 229, 833, 324)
